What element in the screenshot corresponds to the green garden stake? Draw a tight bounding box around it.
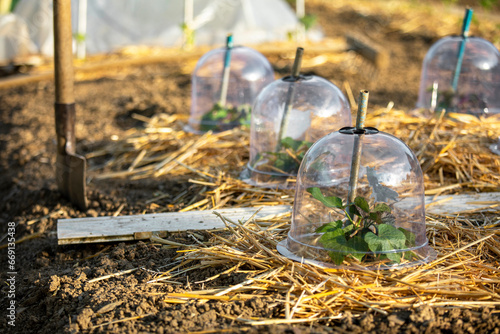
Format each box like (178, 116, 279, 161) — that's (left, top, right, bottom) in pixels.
(277, 47, 304, 149)
(451, 8, 473, 92)
(347, 90, 369, 205)
(219, 34, 234, 107)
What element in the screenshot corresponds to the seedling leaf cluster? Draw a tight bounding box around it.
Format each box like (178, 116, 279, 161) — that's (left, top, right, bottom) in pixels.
(200, 103, 251, 132)
(253, 137, 312, 175)
(308, 187, 416, 265)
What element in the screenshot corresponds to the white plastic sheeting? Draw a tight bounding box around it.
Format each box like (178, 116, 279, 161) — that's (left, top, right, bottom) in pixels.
(0, 0, 314, 62)
(0, 13, 36, 63)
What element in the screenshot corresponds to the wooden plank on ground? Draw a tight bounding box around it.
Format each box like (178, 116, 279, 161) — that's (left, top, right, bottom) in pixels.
(424, 192, 499, 215)
(345, 33, 389, 69)
(57, 205, 291, 245)
(57, 193, 499, 245)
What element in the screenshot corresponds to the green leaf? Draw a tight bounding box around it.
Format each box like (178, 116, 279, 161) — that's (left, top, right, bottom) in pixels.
(307, 187, 344, 209)
(280, 137, 312, 153)
(342, 223, 355, 235)
(202, 104, 229, 122)
(356, 227, 372, 239)
(398, 227, 416, 247)
(346, 204, 360, 220)
(326, 251, 345, 265)
(281, 137, 301, 151)
(319, 229, 369, 265)
(354, 196, 370, 213)
(74, 33, 86, 43)
(299, 14, 317, 31)
(319, 229, 347, 265)
(298, 141, 313, 152)
(403, 251, 415, 261)
(368, 212, 381, 223)
(373, 203, 392, 213)
(274, 154, 297, 173)
(364, 224, 406, 263)
(386, 251, 402, 263)
(200, 103, 251, 130)
(345, 235, 369, 262)
(315, 220, 342, 233)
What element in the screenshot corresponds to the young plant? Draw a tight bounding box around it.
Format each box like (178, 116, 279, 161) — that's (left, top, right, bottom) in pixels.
(180, 23, 195, 49)
(307, 187, 416, 265)
(253, 137, 312, 175)
(200, 103, 251, 132)
(438, 91, 487, 113)
(299, 14, 318, 31)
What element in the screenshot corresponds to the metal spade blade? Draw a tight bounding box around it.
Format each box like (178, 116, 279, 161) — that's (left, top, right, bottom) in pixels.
(53, 0, 87, 210)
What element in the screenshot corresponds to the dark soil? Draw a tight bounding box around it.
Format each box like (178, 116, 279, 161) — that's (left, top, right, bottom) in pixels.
(1, 1, 499, 333)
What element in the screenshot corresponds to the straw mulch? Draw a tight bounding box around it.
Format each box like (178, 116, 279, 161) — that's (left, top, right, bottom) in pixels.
(86, 109, 500, 323)
(146, 210, 500, 325)
(88, 107, 500, 200)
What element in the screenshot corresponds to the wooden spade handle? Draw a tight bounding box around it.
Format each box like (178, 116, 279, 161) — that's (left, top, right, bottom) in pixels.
(53, 0, 74, 104)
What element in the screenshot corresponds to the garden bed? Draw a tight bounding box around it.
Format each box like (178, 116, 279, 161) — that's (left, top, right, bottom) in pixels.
(1, 0, 500, 333)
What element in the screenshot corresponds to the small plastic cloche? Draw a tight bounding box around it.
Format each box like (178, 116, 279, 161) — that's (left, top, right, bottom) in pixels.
(490, 137, 500, 155)
(187, 34, 275, 133)
(416, 9, 500, 116)
(278, 91, 436, 269)
(242, 48, 352, 189)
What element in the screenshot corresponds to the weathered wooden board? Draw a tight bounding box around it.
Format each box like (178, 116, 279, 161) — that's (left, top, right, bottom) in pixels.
(57, 193, 499, 245)
(424, 192, 499, 215)
(345, 33, 389, 70)
(57, 205, 291, 245)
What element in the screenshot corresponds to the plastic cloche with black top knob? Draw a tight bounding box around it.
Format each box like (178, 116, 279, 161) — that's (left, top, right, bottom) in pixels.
(416, 8, 500, 117)
(187, 34, 274, 133)
(278, 91, 436, 269)
(242, 47, 351, 189)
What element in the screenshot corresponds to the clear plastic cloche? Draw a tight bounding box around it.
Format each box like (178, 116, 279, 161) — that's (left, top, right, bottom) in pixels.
(187, 35, 274, 133)
(242, 48, 352, 189)
(491, 137, 500, 155)
(416, 9, 500, 116)
(278, 91, 436, 269)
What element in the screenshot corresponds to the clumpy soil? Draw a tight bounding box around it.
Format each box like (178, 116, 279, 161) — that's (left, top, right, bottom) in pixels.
(1, 0, 499, 333)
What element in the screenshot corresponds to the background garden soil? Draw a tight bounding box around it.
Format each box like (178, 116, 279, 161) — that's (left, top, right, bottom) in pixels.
(1, 0, 499, 333)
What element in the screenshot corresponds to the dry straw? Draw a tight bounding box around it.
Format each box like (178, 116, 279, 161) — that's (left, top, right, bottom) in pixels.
(145, 209, 500, 324)
(87, 108, 500, 324)
(88, 108, 500, 202)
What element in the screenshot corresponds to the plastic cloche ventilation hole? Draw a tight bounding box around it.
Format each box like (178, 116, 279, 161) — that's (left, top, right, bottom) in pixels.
(242, 74, 351, 189)
(188, 37, 274, 133)
(278, 91, 436, 269)
(416, 9, 500, 116)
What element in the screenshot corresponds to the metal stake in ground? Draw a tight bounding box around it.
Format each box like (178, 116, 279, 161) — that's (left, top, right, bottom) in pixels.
(219, 34, 234, 107)
(347, 90, 369, 205)
(277, 47, 304, 149)
(54, 0, 87, 210)
(451, 8, 473, 92)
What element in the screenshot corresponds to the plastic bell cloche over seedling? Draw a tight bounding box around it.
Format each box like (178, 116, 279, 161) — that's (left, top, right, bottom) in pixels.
(491, 137, 500, 155)
(278, 91, 436, 269)
(242, 48, 352, 189)
(187, 34, 275, 133)
(416, 9, 500, 116)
